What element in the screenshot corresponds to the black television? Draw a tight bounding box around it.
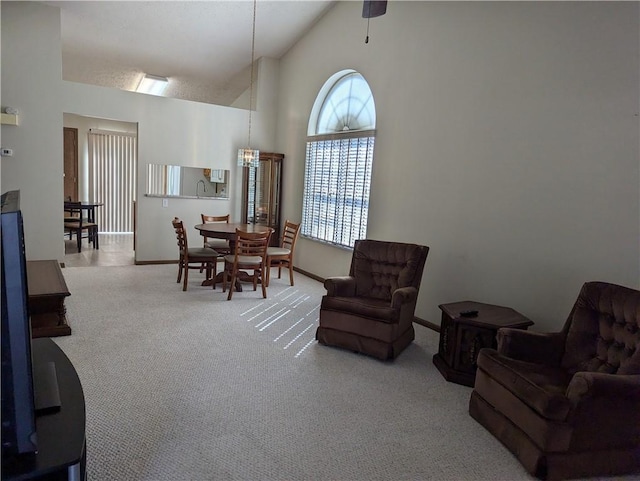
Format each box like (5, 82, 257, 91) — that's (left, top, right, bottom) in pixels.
(1, 190, 38, 459)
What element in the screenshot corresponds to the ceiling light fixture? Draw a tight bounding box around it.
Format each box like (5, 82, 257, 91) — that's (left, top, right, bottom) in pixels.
(237, 0, 259, 168)
(136, 74, 169, 96)
(362, 0, 387, 44)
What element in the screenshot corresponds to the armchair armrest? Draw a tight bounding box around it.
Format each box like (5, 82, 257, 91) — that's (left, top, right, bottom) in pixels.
(324, 276, 356, 297)
(566, 372, 640, 404)
(566, 373, 640, 444)
(497, 328, 565, 366)
(391, 286, 418, 309)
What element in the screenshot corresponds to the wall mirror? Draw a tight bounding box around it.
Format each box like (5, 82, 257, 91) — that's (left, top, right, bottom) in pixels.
(145, 164, 230, 199)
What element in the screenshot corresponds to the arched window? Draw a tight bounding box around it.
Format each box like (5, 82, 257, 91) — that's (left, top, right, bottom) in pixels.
(301, 70, 376, 248)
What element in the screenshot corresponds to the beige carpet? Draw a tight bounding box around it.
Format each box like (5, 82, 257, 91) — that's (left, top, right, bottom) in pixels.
(53, 264, 635, 481)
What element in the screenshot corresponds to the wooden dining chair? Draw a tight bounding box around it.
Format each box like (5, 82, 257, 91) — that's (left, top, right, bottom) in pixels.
(265, 220, 300, 287)
(222, 228, 272, 300)
(64, 202, 99, 253)
(171, 217, 218, 291)
(200, 214, 231, 256)
(63, 198, 79, 222)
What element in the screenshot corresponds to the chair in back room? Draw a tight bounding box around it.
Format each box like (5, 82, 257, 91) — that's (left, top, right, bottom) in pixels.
(64, 202, 99, 253)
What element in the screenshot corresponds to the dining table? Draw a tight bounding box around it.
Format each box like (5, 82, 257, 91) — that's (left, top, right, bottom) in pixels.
(194, 222, 274, 291)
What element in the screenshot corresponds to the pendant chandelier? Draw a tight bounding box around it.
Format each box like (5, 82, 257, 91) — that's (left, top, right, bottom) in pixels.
(237, 0, 260, 168)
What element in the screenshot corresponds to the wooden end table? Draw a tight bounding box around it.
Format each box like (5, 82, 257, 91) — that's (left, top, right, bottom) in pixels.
(432, 301, 533, 387)
(27, 260, 72, 338)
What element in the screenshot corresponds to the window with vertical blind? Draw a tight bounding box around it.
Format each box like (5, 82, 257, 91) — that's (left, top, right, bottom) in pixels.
(88, 129, 137, 233)
(301, 70, 376, 248)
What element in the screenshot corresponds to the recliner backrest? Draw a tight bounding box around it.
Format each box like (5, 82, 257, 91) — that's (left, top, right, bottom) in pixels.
(349, 239, 429, 300)
(561, 281, 640, 375)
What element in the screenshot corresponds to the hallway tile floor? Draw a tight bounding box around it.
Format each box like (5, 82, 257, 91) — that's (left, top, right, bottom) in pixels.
(63, 233, 134, 267)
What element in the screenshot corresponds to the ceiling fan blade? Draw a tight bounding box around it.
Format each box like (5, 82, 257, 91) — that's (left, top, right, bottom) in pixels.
(362, 0, 387, 19)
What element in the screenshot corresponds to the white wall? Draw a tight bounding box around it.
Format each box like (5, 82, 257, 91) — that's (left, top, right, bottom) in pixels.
(1, 2, 63, 260)
(2, 2, 278, 264)
(276, 1, 640, 329)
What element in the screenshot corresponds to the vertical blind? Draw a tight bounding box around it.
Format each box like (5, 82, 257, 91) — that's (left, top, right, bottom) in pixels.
(88, 129, 137, 233)
(301, 131, 375, 248)
(147, 164, 180, 197)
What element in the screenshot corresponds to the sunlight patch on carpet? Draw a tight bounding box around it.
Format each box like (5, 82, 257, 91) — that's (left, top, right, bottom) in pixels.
(239, 285, 320, 358)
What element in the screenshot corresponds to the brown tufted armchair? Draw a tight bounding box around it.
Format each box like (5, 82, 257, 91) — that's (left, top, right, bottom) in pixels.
(469, 281, 640, 480)
(316, 239, 429, 361)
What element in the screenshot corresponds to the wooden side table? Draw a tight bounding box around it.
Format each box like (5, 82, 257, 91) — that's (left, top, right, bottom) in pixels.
(27, 260, 71, 338)
(432, 301, 533, 387)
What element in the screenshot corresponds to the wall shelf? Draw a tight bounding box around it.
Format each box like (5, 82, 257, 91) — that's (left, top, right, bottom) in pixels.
(1, 113, 18, 125)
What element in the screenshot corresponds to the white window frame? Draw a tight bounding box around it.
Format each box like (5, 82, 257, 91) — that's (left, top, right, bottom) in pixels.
(301, 71, 376, 249)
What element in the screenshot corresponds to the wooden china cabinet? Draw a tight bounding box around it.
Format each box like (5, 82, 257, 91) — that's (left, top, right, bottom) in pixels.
(241, 152, 284, 246)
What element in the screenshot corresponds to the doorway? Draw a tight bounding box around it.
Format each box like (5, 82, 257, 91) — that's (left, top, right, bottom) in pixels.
(63, 113, 137, 265)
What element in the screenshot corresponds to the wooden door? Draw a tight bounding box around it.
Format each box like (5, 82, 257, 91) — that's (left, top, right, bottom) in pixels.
(63, 127, 78, 201)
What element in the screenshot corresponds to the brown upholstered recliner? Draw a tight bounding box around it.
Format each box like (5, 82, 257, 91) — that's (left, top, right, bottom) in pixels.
(316, 239, 429, 361)
(469, 281, 640, 480)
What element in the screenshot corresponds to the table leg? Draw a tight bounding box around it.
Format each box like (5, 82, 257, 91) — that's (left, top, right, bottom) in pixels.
(201, 271, 244, 291)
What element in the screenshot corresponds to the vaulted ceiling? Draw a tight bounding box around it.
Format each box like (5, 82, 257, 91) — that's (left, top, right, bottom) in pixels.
(46, 1, 336, 106)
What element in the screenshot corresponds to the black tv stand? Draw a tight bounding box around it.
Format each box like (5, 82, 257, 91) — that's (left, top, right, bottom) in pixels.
(34, 361, 61, 415)
(2, 339, 86, 481)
